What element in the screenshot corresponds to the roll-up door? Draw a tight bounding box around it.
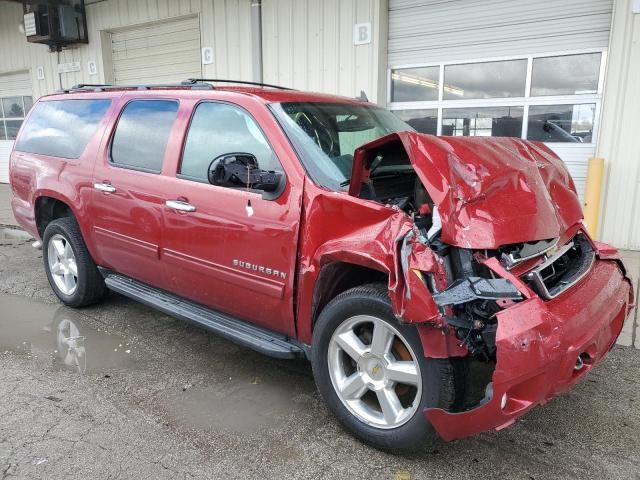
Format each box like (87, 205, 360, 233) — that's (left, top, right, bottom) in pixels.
(388, 0, 614, 201)
(0, 70, 32, 183)
(388, 0, 613, 65)
(111, 16, 202, 85)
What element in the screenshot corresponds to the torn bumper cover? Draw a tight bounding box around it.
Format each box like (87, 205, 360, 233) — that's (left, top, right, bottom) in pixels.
(425, 258, 633, 441)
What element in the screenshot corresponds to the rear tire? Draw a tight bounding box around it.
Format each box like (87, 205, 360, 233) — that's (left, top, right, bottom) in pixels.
(311, 284, 467, 453)
(43, 217, 107, 308)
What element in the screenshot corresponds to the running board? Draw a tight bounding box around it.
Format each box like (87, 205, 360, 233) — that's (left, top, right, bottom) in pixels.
(102, 273, 306, 359)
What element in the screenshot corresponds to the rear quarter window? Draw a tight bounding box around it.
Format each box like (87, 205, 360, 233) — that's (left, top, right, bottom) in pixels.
(15, 99, 111, 159)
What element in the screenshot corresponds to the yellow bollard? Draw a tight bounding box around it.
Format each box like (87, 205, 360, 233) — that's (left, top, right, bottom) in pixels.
(583, 157, 605, 239)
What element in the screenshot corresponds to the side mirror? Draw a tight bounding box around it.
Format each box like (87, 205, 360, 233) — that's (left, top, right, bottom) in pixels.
(208, 153, 282, 192)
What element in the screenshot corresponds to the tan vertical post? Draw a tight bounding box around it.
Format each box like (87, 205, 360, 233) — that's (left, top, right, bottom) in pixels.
(583, 157, 605, 238)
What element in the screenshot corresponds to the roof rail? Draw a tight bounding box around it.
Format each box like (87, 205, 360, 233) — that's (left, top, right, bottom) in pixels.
(60, 82, 214, 93)
(185, 78, 294, 90)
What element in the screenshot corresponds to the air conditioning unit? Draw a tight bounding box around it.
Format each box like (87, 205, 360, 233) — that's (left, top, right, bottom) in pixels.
(22, 1, 88, 51)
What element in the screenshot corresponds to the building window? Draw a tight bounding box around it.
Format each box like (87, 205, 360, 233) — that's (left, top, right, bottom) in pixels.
(391, 67, 439, 102)
(389, 50, 604, 143)
(443, 59, 527, 100)
(527, 104, 595, 143)
(530, 53, 601, 96)
(442, 107, 523, 137)
(392, 109, 438, 135)
(1, 96, 32, 140)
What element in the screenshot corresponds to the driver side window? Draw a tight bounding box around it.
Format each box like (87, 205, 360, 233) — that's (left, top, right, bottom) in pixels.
(180, 102, 282, 182)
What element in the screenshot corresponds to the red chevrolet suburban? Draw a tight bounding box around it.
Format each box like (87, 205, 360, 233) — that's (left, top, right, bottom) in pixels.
(9, 80, 634, 452)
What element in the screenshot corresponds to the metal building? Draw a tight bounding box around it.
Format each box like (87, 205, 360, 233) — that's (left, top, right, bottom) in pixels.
(0, 0, 638, 249)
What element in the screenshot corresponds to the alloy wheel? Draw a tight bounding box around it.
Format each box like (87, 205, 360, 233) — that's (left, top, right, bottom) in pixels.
(47, 233, 79, 296)
(327, 315, 422, 429)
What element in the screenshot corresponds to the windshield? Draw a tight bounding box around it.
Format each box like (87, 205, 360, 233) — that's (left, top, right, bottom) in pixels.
(270, 102, 412, 190)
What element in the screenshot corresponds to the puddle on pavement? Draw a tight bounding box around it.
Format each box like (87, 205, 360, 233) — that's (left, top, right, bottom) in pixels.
(163, 375, 313, 434)
(0, 293, 137, 374)
(0, 292, 314, 434)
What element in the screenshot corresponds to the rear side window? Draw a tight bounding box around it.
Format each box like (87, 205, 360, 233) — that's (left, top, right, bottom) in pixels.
(15, 99, 111, 158)
(111, 99, 178, 172)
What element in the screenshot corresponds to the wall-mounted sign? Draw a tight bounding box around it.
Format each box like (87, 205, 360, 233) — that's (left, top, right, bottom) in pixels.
(36, 66, 45, 80)
(202, 47, 214, 65)
(57, 62, 81, 74)
(23, 12, 37, 36)
(633, 0, 640, 14)
(87, 61, 97, 76)
(353, 22, 372, 45)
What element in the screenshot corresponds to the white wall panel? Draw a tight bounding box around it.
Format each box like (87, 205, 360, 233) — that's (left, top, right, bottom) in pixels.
(598, 0, 640, 250)
(389, 0, 613, 66)
(0, 0, 256, 100)
(261, 0, 387, 103)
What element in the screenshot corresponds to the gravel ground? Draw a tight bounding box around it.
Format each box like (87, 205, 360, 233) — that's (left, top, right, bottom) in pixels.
(0, 233, 639, 480)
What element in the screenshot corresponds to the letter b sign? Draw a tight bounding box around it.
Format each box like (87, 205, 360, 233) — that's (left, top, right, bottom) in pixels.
(353, 22, 372, 45)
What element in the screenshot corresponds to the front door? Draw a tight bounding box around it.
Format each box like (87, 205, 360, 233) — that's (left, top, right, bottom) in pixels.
(90, 96, 179, 289)
(161, 101, 302, 336)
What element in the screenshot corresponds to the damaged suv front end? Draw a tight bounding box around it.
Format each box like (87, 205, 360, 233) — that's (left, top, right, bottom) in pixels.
(351, 132, 634, 440)
(272, 100, 633, 443)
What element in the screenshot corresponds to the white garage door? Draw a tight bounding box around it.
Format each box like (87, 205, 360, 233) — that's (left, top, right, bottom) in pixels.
(0, 70, 32, 183)
(111, 16, 202, 85)
(388, 0, 613, 201)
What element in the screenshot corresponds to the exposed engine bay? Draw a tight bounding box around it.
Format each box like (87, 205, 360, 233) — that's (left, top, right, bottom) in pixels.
(350, 136, 601, 409)
(351, 139, 436, 234)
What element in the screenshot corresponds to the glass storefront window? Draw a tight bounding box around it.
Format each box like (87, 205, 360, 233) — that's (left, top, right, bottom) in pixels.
(442, 106, 523, 137)
(391, 67, 440, 102)
(23, 96, 33, 113)
(392, 109, 438, 134)
(1, 96, 32, 140)
(443, 59, 527, 100)
(531, 53, 601, 96)
(5, 120, 23, 140)
(2, 97, 24, 118)
(527, 104, 595, 143)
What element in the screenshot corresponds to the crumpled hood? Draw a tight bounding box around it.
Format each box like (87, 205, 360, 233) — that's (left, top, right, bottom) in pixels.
(351, 132, 584, 249)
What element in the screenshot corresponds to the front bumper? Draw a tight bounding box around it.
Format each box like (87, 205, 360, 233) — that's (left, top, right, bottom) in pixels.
(425, 257, 633, 441)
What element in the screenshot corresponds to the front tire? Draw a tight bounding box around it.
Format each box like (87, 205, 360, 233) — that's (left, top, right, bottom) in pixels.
(43, 217, 107, 308)
(311, 284, 467, 453)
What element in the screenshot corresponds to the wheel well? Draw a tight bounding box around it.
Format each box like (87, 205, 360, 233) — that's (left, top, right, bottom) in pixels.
(35, 197, 73, 237)
(311, 262, 388, 327)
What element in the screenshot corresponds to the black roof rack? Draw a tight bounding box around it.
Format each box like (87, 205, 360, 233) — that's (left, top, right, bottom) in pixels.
(59, 78, 294, 94)
(60, 82, 214, 93)
(185, 78, 295, 90)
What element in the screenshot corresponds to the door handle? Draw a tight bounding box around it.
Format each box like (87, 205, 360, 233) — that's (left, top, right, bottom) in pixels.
(165, 200, 197, 212)
(94, 182, 116, 193)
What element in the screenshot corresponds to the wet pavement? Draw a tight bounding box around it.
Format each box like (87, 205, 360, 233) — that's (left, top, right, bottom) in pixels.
(1, 234, 640, 479)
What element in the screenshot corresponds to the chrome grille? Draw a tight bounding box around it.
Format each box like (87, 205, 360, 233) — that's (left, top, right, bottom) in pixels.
(523, 233, 595, 300)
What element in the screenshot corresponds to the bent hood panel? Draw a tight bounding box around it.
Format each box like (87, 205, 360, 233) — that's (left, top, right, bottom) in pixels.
(397, 133, 583, 249)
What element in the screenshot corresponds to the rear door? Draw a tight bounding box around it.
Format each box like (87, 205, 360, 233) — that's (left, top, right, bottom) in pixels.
(160, 99, 303, 336)
(89, 94, 179, 289)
